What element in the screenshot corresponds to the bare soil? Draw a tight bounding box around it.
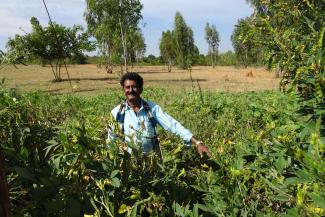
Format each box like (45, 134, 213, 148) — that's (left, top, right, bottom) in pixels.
(0, 64, 281, 95)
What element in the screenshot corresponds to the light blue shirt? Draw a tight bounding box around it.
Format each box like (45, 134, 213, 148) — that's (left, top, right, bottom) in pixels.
(107, 99, 193, 153)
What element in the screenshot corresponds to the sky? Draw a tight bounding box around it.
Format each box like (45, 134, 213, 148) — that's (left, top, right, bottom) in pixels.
(0, 0, 253, 56)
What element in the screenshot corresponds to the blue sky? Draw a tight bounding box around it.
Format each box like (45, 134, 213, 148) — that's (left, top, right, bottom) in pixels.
(0, 0, 253, 56)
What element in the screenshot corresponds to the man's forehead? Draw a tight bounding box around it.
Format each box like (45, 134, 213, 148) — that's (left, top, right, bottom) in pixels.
(124, 79, 138, 84)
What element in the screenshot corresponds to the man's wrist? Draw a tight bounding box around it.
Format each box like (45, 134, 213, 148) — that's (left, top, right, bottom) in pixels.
(195, 140, 203, 147)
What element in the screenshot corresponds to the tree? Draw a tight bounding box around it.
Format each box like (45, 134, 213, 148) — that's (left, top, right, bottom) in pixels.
(231, 17, 265, 67)
(159, 30, 176, 72)
(173, 12, 197, 69)
(5, 17, 94, 81)
(243, 0, 324, 99)
(128, 28, 146, 66)
(205, 23, 220, 68)
(239, 3, 325, 215)
(85, 0, 143, 73)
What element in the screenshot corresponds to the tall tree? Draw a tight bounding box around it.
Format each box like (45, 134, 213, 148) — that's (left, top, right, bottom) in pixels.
(85, 0, 143, 73)
(173, 12, 196, 69)
(205, 23, 220, 68)
(159, 30, 176, 72)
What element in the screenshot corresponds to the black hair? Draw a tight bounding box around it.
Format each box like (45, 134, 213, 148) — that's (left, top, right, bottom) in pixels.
(120, 72, 143, 88)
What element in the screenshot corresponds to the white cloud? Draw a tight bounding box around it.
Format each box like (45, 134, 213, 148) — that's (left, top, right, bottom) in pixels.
(0, 8, 31, 36)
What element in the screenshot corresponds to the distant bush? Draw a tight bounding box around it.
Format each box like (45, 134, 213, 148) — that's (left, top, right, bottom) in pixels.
(140, 54, 164, 66)
(217, 51, 237, 66)
(192, 54, 208, 66)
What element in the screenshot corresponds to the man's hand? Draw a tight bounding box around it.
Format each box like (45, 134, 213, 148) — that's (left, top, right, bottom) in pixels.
(196, 143, 212, 158)
(191, 137, 212, 158)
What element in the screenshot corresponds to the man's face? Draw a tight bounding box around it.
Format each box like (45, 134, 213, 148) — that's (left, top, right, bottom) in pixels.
(123, 79, 142, 102)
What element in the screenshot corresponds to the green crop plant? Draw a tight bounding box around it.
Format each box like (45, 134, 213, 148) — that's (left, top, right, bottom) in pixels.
(1, 84, 324, 216)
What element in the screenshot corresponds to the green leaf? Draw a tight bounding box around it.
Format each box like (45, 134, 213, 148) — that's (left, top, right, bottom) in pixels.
(274, 155, 290, 172)
(261, 176, 289, 196)
(44, 140, 59, 158)
(175, 202, 183, 216)
(72, 155, 79, 165)
(110, 177, 120, 188)
(270, 193, 290, 202)
(285, 177, 305, 185)
(130, 204, 137, 217)
(281, 208, 299, 217)
(295, 169, 316, 182)
(308, 193, 325, 209)
(110, 169, 119, 178)
(20, 146, 29, 160)
(52, 155, 61, 170)
(193, 203, 199, 217)
(197, 204, 214, 213)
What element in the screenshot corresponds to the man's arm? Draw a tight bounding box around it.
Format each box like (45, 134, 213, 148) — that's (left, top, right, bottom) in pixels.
(150, 102, 212, 157)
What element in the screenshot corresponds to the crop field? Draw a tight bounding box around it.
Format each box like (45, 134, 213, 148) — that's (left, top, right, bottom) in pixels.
(1, 75, 324, 216)
(0, 64, 280, 95)
(1, 0, 324, 216)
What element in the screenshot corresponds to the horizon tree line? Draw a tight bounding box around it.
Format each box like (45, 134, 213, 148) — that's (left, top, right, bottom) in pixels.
(1, 0, 264, 80)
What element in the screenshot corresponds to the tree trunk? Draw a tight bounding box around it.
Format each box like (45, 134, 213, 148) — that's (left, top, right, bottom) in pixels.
(58, 63, 62, 80)
(136, 51, 139, 67)
(0, 150, 10, 217)
(210, 52, 214, 68)
(50, 63, 57, 80)
(119, 18, 127, 73)
(168, 59, 172, 72)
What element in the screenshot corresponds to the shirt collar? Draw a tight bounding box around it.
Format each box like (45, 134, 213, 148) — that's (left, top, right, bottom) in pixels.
(124, 99, 144, 111)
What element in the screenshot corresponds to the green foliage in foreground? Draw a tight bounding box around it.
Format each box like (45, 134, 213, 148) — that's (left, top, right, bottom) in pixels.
(1, 87, 325, 216)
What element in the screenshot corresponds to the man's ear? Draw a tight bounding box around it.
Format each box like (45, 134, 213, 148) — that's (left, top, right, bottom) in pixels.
(139, 87, 143, 94)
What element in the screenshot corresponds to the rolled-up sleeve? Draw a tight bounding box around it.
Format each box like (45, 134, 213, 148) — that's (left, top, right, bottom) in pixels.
(151, 102, 193, 143)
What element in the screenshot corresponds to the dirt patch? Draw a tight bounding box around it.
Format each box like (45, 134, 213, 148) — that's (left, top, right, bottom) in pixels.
(0, 64, 280, 95)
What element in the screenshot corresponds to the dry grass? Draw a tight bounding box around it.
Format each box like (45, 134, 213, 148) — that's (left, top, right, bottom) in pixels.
(0, 64, 281, 95)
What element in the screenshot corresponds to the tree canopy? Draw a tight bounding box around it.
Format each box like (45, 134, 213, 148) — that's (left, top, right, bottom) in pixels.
(205, 23, 220, 68)
(159, 30, 176, 72)
(231, 17, 265, 67)
(173, 12, 197, 69)
(4, 17, 94, 81)
(85, 0, 143, 73)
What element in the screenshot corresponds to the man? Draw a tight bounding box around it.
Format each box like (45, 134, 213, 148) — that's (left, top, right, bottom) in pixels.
(107, 72, 211, 158)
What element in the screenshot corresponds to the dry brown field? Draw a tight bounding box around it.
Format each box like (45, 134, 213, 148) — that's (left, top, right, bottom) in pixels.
(0, 64, 281, 95)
